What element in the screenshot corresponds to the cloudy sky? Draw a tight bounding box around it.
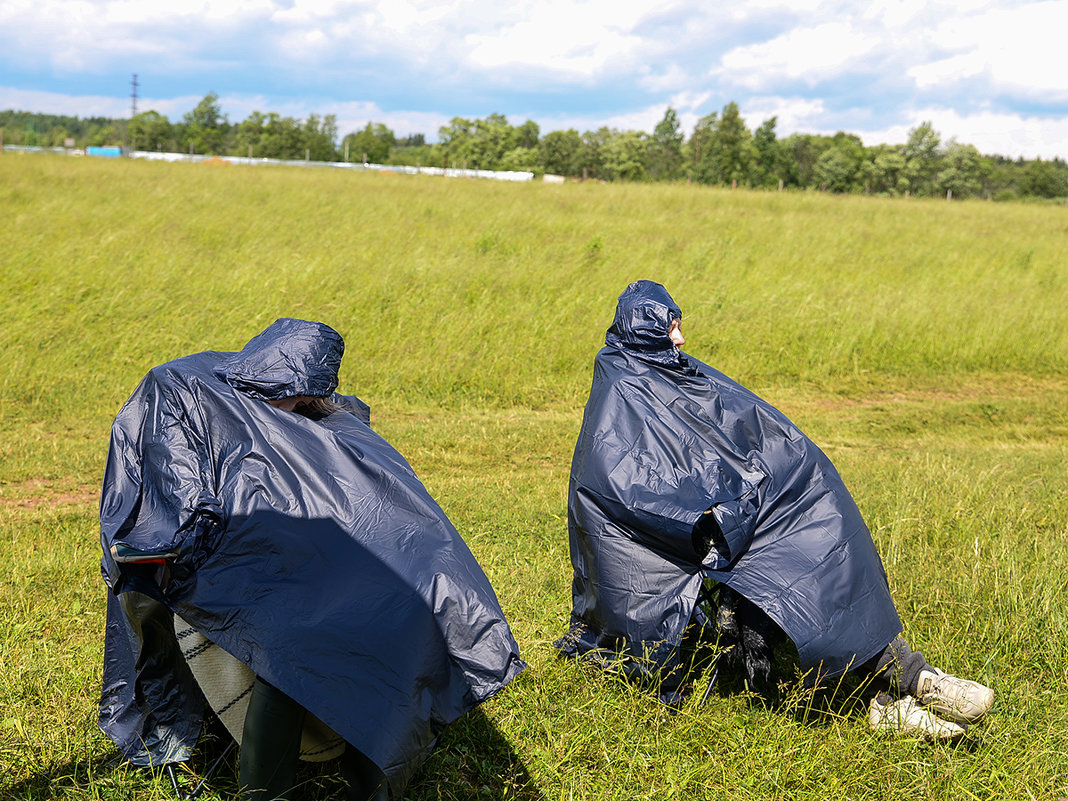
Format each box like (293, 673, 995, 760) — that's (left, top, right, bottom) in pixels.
(1, 0, 1066, 159)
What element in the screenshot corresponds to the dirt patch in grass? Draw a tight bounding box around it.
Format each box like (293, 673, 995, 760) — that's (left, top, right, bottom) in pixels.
(0, 479, 98, 510)
(783, 374, 1068, 412)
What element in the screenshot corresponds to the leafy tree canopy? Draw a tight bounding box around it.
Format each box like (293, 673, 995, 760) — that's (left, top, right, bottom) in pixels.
(4, 101, 1066, 201)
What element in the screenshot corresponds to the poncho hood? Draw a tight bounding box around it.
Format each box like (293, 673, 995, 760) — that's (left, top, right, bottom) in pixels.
(212, 317, 343, 401)
(604, 280, 683, 368)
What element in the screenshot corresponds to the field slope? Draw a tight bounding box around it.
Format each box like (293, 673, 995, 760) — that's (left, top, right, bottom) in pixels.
(2, 154, 1067, 800)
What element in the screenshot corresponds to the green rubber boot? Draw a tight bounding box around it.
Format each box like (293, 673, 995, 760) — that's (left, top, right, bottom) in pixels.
(340, 745, 389, 801)
(239, 677, 305, 801)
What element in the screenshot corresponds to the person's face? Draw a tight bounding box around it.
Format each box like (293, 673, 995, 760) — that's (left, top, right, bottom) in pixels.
(268, 395, 313, 412)
(668, 318, 685, 347)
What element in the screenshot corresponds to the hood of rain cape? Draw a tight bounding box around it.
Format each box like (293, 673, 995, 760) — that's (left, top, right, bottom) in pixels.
(98, 319, 525, 794)
(561, 282, 901, 678)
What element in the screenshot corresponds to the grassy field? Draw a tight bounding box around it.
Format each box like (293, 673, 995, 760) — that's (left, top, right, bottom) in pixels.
(1, 153, 1067, 800)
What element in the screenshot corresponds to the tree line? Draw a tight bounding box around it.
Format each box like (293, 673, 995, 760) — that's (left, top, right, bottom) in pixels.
(3, 94, 1066, 201)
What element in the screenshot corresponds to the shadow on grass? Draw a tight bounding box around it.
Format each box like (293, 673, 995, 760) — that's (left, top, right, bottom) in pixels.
(703, 658, 985, 752)
(0, 717, 238, 801)
(0, 751, 116, 801)
(405, 708, 545, 801)
(2, 709, 541, 801)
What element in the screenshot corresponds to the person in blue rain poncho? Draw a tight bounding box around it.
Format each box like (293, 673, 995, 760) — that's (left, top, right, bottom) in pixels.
(556, 281, 993, 740)
(99, 318, 525, 800)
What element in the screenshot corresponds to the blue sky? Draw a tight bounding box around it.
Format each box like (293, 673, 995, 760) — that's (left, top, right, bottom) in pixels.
(2, 0, 1066, 159)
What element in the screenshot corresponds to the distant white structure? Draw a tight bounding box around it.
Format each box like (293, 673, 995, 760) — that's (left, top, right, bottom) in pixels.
(1, 144, 538, 182)
(542, 174, 565, 184)
(129, 150, 535, 182)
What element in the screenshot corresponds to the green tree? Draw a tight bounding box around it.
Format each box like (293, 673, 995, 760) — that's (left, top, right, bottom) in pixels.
(87, 122, 119, 147)
(813, 147, 856, 192)
(714, 102, 756, 185)
(515, 120, 540, 150)
(182, 92, 226, 154)
(438, 117, 475, 145)
(935, 141, 989, 199)
(688, 112, 719, 184)
(343, 122, 394, 163)
(46, 125, 71, 148)
(499, 146, 538, 172)
(474, 113, 520, 169)
(600, 130, 648, 181)
(576, 127, 610, 178)
(234, 111, 267, 156)
(128, 111, 172, 152)
(258, 114, 305, 159)
(812, 133, 865, 192)
(437, 113, 523, 170)
(539, 129, 582, 176)
(388, 134, 433, 167)
(689, 103, 757, 186)
(301, 114, 338, 161)
(985, 156, 1024, 199)
(1018, 158, 1068, 198)
(437, 117, 475, 168)
(648, 107, 684, 180)
(752, 117, 785, 188)
(902, 121, 942, 195)
(867, 146, 909, 195)
(781, 134, 821, 187)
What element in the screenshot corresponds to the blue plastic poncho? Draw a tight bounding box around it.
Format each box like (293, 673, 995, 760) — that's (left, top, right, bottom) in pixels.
(98, 318, 525, 795)
(560, 281, 901, 679)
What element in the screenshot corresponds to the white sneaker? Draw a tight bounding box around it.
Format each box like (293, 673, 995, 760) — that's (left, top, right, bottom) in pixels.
(868, 694, 966, 741)
(915, 668, 994, 723)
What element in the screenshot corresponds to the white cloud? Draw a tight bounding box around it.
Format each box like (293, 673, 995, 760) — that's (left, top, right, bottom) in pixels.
(2, 1, 1067, 160)
(857, 107, 1068, 160)
(323, 103, 448, 138)
(919, 1, 1068, 100)
(638, 64, 695, 94)
(0, 0, 278, 72)
(908, 54, 987, 89)
(0, 0, 697, 85)
(460, 2, 651, 82)
(669, 90, 713, 113)
(0, 86, 133, 117)
(860, 0, 927, 27)
(717, 22, 880, 89)
(739, 97, 828, 135)
(720, 0, 826, 18)
(276, 27, 335, 61)
(0, 84, 445, 138)
(199, 95, 448, 138)
(270, 0, 357, 24)
(530, 106, 658, 137)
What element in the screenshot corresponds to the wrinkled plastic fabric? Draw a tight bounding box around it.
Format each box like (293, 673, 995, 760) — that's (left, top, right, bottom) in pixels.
(99, 319, 525, 796)
(561, 282, 901, 679)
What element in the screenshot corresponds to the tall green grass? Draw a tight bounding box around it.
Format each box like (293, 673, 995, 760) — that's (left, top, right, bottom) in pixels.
(3, 155, 1066, 421)
(1, 154, 1066, 799)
